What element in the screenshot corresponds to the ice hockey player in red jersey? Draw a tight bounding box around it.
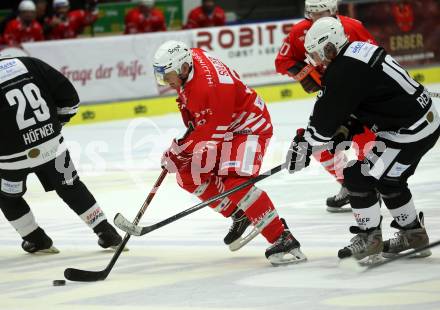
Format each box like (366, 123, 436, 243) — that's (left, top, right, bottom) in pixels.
(153, 40, 306, 266)
(184, 0, 225, 29)
(45, 0, 98, 40)
(124, 0, 166, 34)
(275, 0, 377, 212)
(3, 1, 44, 46)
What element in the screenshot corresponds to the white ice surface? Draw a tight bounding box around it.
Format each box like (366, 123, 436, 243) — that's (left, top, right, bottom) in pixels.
(1, 84, 440, 310)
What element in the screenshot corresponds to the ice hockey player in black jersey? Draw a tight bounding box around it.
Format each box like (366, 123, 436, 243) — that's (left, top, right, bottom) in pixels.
(285, 17, 439, 263)
(0, 56, 123, 254)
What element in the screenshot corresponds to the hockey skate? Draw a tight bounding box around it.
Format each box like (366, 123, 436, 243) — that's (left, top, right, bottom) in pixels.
(326, 184, 351, 213)
(21, 227, 59, 254)
(94, 220, 126, 251)
(265, 218, 307, 266)
(338, 218, 384, 265)
(382, 212, 431, 258)
(224, 209, 259, 252)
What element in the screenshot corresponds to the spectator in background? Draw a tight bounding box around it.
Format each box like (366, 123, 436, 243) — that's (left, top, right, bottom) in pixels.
(36, 0, 50, 24)
(45, 0, 98, 40)
(3, 0, 44, 46)
(184, 0, 225, 29)
(124, 0, 166, 34)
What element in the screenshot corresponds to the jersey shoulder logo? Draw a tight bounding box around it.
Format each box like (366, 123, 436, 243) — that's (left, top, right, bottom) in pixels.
(0, 58, 29, 84)
(343, 41, 379, 64)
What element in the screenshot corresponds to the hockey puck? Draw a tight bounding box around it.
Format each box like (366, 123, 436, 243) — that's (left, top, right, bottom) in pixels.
(53, 279, 66, 286)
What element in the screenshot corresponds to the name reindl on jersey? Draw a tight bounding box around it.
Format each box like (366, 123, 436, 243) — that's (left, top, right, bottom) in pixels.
(22, 124, 55, 145)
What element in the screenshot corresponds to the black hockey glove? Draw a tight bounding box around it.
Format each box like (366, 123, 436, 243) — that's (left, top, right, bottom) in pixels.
(287, 61, 322, 94)
(329, 117, 365, 154)
(286, 128, 313, 173)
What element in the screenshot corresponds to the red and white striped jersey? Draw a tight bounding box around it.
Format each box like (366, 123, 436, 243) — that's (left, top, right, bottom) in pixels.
(177, 48, 273, 153)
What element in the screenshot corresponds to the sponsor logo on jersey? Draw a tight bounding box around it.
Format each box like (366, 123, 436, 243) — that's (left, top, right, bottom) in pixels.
(344, 41, 379, 64)
(0, 59, 29, 84)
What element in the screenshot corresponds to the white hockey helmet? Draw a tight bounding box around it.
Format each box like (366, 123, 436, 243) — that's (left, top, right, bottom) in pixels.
(304, 17, 348, 66)
(305, 0, 338, 19)
(53, 0, 70, 9)
(137, 0, 155, 8)
(153, 40, 193, 86)
(18, 0, 36, 12)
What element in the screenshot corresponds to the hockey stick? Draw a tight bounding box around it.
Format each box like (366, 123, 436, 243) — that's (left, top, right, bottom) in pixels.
(341, 239, 440, 273)
(114, 163, 286, 236)
(64, 169, 168, 282)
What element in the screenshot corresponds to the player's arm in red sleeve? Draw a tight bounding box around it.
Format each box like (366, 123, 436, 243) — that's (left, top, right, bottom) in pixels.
(275, 25, 322, 93)
(180, 86, 235, 153)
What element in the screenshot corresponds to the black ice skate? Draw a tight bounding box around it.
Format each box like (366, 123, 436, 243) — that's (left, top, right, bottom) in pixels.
(382, 212, 431, 258)
(338, 218, 383, 265)
(21, 227, 59, 254)
(265, 218, 307, 266)
(94, 220, 125, 250)
(326, 184, 351, 213)
(224, 209, 259, 252)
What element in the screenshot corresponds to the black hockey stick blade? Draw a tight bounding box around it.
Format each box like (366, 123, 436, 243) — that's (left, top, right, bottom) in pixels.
(114, 163, 286, 236)
(341, 239, 440, 273)
(64, 234, 131, 282)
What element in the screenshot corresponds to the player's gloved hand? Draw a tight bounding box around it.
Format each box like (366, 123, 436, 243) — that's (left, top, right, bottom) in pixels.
(329, 117, 366, 154)
(285, 128, 313, 173)
(161, 139, 192, 173)
(287, 61, 321, 94)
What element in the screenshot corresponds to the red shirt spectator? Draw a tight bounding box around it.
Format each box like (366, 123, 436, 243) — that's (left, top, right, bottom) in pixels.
(46, 0, 98, 40)
(124, 2, 166, 34)
(185, 0, 225, 29)
(3, 1, 44, 45)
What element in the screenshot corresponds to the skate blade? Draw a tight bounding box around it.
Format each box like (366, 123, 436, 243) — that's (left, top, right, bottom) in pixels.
(326, 206, 352, 213)
(268, 249, 307, 266)
(228, 228, 260, 252)
(358, 254, 384, 266)
(382, 248, 432, 259)
(33, 246, 60, 254)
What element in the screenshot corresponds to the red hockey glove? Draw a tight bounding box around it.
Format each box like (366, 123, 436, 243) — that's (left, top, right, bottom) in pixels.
(161, 139, 192, 173)
(286, 128, 313, 173)
(288, 61, 322, 94)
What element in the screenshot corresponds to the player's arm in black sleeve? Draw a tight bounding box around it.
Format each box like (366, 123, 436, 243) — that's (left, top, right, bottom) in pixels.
(304, 57, 371, 147)
(29, 57, 80, 125)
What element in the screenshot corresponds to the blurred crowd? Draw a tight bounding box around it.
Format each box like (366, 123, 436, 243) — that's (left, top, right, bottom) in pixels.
(0, 0, 226, 46)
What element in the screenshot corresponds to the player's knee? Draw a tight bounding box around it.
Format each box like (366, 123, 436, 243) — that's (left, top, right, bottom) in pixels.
(377, 180, 411, 208)
(343, 160, 376, 192)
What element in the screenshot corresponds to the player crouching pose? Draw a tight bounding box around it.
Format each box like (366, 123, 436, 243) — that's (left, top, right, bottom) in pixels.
(0, 56, 122, 254)
(153, 40, 306, 266)
(285, 18, 438, 264)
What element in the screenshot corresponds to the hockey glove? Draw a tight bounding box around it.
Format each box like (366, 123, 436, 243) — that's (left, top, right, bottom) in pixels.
(330, 117, 366, 154)
(161, 139, 192, 173)
(286, 128, 313, 173)
(287, 61, 322, 94)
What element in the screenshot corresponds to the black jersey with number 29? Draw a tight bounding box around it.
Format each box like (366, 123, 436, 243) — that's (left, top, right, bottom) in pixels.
(0, 57, 79, 159)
